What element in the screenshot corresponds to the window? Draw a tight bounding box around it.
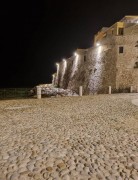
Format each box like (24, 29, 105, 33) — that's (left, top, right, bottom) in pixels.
(118, 28, 124, 35)
(84, 55, 86, 62)
(119, 46, 124, 53)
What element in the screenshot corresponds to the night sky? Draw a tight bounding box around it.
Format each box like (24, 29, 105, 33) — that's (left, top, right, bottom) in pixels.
(1, 0, 138, 88)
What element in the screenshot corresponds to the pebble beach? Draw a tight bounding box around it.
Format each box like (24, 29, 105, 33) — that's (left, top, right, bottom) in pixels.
(0, 94, 138, 180)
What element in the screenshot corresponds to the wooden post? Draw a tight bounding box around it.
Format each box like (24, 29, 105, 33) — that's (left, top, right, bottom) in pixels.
(79, 86, 83, 96)
(109, 86, 111, 94)
(37, 86, 41, 99)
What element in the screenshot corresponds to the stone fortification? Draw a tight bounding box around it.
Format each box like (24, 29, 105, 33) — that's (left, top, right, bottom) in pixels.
(53, 16, 138, 94)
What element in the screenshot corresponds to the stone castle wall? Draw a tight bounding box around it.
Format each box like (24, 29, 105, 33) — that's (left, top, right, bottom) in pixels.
(55, 24, 138, 94)
(115, 34, 138, 90)
(57, 37, 118, 94)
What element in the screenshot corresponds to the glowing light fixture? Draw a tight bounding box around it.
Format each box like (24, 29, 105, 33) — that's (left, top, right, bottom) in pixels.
(56, 63, 59, 76)
(74, 52, 79, 60)
(56, 63, 59, 67)
(63, 59, 67, 69)
(63, 59, 66, 63)
(96, 42, 100, 46)
(71, 51, 79, 78)
(74, 52, 78, 56)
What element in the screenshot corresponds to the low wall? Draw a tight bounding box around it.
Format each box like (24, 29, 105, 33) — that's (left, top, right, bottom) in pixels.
(0, 88, 31, 99)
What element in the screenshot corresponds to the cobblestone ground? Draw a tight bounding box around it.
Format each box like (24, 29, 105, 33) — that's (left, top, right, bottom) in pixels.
(0, 94, 138, 180)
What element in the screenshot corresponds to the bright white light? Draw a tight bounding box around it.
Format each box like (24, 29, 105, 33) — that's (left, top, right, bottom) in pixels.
(97, 46, 102, 54)
(56, 63, 59, 67)
(74, 52, 79, 57)
(73, 52, 79, 66)
(56, 63, 59, 73)
(56, 63, 59, 76)
(52, 74, 55, 85)
(74, 52, 79, 60)
(96, 42, 100, 46)
(55, 63, 60, 86)
(63, 59, 67, 69)
(71, 52, 79, 77)
(61, 59, 67, 84)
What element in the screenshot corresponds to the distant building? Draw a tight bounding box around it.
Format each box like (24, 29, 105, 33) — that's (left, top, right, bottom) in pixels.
(53, 16, 138, 94)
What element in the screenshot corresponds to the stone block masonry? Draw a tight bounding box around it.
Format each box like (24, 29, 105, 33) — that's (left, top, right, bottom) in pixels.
(53, 16, 138, 94)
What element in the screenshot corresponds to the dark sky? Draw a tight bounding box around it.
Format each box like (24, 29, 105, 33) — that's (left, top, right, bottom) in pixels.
(1, 0, 138, 87)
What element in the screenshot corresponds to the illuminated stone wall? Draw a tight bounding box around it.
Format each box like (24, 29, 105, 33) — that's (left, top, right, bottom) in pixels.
(56, 42, 117, 94)
(115, 33, 138, 90)
(54, 24, 138, 94)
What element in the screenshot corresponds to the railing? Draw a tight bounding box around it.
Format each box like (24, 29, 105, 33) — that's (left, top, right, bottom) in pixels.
(0, 88, 32, 100)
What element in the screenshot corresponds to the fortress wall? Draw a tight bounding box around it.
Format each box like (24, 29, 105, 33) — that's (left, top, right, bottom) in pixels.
(63, 57, 74, 89)
(53, 20, 138, 94)
(56, 27, 138, 94)
(87, 43, 117, 94)
(115, 34, 138, 89)
(125, 24, 138, 34)
(67, 50, 89, 94)
(57, 36, 117, 94)
(57, 50, 90, 94)
(57, 61, 63, 87)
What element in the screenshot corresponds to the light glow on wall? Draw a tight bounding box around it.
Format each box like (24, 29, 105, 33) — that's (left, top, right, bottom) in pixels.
(96, 42, 100, 46)
(61, 59, 67, 85)
(52, 74, 55, 85)
(97, 46, 102, 54)
(94, 45, 103, 91)
(74, 52, 79, 64)
(71, 52, 79, 77)
(56, 63, 59, 68)
(56, 63, 59, 85)
(56, 63, 59, 74)
(89, 45, 103, 93)
(63, 59, 67, 69)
